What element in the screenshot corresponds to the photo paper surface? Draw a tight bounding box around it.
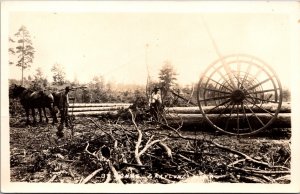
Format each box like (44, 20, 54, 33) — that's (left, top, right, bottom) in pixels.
(1, 1, 300, 193)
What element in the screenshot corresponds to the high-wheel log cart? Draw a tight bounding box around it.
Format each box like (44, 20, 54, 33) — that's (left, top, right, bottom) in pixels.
(197, 54, 283, 136)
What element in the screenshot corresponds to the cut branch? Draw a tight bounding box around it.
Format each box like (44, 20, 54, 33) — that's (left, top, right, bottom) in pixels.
(87, 118, 116, 142)
(233, 166, 290, 175)
(108, 160, 123, 184)
(85, 141, 99, 159)
(163, 123, 285, 168)
(47, 174, 57, 183)
(129, 109, 166, 165)
(158, 142, 172, 159)
(104, 173, 112, 183)
(81, 168, 102, 184)
(212, 141, 270, 167)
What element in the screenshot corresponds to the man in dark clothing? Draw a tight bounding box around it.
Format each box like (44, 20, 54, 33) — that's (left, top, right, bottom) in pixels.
(149, 87, 163, 122)
(60, 86, 70, 127)
(55, 86, 70, 137)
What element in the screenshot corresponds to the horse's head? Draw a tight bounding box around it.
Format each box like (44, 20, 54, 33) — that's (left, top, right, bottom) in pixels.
(10, 84, 26, 98)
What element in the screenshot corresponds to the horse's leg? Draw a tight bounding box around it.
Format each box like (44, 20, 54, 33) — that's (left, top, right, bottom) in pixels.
(52, 113, 58, 124)
(32, 108, 37, 124)
(52, 106, 58, 124)
(38, 107, 43, 122)
(25, 108, 30, 125)
(43, 107, 49, 123)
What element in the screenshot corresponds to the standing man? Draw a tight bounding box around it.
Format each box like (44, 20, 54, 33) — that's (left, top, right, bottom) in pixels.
(149, 86, 163, 122)
(56, 86, 70, 138)
(60, 86, 70, 127)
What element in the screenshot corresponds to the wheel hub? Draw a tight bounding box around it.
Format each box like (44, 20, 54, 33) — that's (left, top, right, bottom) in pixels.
(231, 89, 245, 103)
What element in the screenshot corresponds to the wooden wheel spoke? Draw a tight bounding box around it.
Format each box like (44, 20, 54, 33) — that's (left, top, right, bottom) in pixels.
(245, 104, 265, 127)
(247, 68, 263, 85)
(221, 79, 235, 91)
(216, 101, 232, 119)
(224, 104, 235, 131)
(230, 72, 241, 88)
(203, 87, 231, 94)
(245, 95, 278, 104)
(247, 88, 278, 95)
(203, 77, 233, 92)
(215, 68, 235, 90)
(240, 63, 252, 87)
(241, 102, 253, 131)
(206, 99, 231, 114)
(247, 77, 272, 91)
(234, 74, 241, 85)
(236, 104, 240, 134)
(237, 57, 241, 88)
(199, 95, 231, 102)
(244, 98, 275, 117)
(223, 63, 238, 89)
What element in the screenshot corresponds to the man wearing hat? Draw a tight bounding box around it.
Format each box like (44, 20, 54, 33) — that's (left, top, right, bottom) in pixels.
(149, 86, 162, 121)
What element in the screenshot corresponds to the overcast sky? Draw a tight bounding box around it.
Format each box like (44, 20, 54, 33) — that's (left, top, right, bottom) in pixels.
(4, 1, 299, 89)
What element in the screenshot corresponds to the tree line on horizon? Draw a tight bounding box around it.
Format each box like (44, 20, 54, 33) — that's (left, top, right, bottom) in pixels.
(9, 25, 196, 105)
(8, 25, 290, 104)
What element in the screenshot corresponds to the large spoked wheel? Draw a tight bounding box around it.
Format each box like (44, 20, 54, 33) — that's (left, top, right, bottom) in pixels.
(197, 54, 283, 136)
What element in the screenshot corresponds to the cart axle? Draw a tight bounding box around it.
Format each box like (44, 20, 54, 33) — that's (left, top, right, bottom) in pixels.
(231, 89, 246, 103)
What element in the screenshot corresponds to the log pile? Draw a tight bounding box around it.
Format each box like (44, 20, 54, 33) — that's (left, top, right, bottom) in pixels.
(165, 113, 291, 128)
(167, 102, 291, 114)
(68, 102, 291, 128)
(69, 103, 131, 108)
(68, 103, 130, 116)
(165, 102, 291, 128)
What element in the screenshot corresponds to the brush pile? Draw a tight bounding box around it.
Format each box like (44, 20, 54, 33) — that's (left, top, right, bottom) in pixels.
(10, 108, 291, 184)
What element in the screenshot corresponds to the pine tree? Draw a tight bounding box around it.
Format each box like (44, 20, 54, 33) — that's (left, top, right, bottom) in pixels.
(158, 61, 178, 106)
(8, 36, 15, 65)
(14, 26, 35, 86)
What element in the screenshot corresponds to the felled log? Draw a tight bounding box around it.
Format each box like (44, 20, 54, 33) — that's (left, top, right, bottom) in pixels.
(68, 102, 290, 114)
(167, 102, 291, 114)
(72, 110, 290, 129)
(67, 102, 291, 129)
(68, 106, 127, 112)
(69, 103, 131, 108)
(165, 113, 291, 128)
(71, 110, 119, 116)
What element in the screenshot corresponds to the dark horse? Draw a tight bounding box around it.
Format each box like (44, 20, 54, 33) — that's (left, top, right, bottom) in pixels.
(10, 84, 56, 125)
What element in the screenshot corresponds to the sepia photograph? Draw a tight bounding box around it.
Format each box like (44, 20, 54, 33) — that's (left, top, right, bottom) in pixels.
(1, 1, 300, 193)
